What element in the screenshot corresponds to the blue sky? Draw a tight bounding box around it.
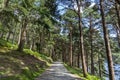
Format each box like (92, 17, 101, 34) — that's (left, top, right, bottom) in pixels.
(57, 0, 97, 15)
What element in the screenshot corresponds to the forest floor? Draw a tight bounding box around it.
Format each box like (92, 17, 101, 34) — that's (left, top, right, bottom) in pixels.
(36, 61, 82, 80)
(0, 39, 52, 80)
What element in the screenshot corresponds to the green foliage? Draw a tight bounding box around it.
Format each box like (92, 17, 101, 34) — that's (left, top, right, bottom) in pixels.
(0, 8, 19, 27)
(113, 52, 120, 64)
(62, 10, 77, 23)
(44, 0, 57, 16)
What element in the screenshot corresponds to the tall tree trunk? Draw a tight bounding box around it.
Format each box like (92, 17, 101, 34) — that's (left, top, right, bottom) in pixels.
(115, 1, 120, 47)
(115, 24, 120, 47)
(30, 39, 34, 50)
(12, 26, 17, 44)
(116, 30, 120, 47)
(4, 0, 9, 7)
(26, 31, 30, 48)
(100, 0, 115, 80)
(72, 45, 75, 66)
(18, 28, 21, 45)
(115, 0, 120, 4)
(89, 17, 94, 75)
(40, 27, 44, 52)
(6, 30, 11, 41)
(69, 23, 73, 66)
(11, 22, 17, 44)
(98, 53, 102, 78)
(62, 42, 65, 62)
(85, 48, 89, 72)
(77, 41, 80, 68)
(115, 0, 120, 27)
(17, 19, 27, 52)
(77, 47, 80, 68)
(0, 32, 4, 39)
(65, 44, 68, 63)
(76, 0, 87, 77)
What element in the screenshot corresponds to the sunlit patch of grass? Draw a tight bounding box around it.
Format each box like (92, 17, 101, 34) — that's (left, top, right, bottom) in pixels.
(0, 39, 53, 80)
(86, 75, 100, 80)
(0, 39, 17, 50)
(0, 50, 50, 80)
(64, 63, 100, 80)
(64, 63, 86, 80)
(0, 47, 9, 53)
(24, 49, 53, 65)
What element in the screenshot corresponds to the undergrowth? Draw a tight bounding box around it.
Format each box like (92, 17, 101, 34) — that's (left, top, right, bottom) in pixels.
(64, 63, 101, 80)
(0, 39, 52, 80)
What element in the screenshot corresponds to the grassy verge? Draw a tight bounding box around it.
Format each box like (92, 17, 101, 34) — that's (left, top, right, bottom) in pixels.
(64, 63, 100, 80)
(0, 39, 52, 80)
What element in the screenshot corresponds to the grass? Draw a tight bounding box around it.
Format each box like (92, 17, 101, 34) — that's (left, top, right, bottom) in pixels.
(0, 39, 17, 50)
(64, 63, 100, 80)
(0, 39, 53, 80)
(24, 49, 53, 65)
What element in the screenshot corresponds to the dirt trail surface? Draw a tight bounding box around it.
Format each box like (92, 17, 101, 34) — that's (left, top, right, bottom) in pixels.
(36, 62, 82, 80)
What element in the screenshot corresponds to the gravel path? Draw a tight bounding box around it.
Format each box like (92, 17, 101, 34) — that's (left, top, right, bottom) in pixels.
(36, 62, 82, 80)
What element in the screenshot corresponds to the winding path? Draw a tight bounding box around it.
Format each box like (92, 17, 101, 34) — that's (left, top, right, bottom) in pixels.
(36, 62, 82, 80)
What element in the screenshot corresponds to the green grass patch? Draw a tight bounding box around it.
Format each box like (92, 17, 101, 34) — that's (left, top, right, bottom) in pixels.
(0, 50, 49, 80)
(24, 49, 53, 64)
(86, 75, 100, 80)
(64, 63, 100, 80)
(0, 39, 52, 80)
(64, 63, 86, 80)
(0, 39, 17, 50)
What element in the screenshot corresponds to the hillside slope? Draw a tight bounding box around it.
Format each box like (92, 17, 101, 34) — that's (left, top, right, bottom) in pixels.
(0, 39, 52, 80)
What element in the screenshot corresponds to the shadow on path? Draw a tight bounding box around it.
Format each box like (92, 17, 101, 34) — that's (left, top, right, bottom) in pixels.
(36, 62, 82, 80)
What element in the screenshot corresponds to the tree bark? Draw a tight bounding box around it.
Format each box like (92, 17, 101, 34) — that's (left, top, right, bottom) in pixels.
(4, 0, 10, 7)
(62, 42, 65, 62)
(89, 16, 94, 75)
(115, 24, 120, 47)
(117, 31, 120, 47)
(98, 53, 102, 78)
(0, 32, 4, 39)
(77, 40, 80, 68)
(18, 27, 21, 45)
(115, 1, 120, 47)
(115, 0, 120, 4)
(65, 44, 68, 63)
(12, 25, 17, 44)
(85, 48, 89, 72)
(100, 0, 115, 80)
(76, 0, 87, 77)
(6, 30, 11, 41)
(69, 23, 73, 66)
(115, 1, 120, 27)
(30, 39, 34, 50)
(77, 47, 80, 68)
(17, 19, 27, 52)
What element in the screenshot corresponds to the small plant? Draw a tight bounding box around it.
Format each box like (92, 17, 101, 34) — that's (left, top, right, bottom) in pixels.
(86, 75, 100, 80)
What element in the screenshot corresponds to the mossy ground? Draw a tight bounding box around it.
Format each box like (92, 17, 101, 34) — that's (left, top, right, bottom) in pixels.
(0, 39, 52, 80)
